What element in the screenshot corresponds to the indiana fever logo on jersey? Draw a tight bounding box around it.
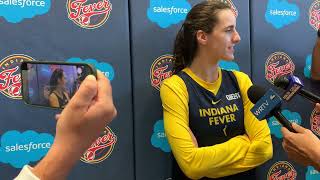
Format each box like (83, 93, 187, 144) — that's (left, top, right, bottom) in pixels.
(310, 106, 320, 136)
(0, 54, 35, 99)
(150, 54, 174, 90)
(80, 126, 117, 164)
(199, 92, 241, 126)
(199, 104, 239, 126)
(267, 161, 297, 180)
(265, 52, 295, 84)
(66, 0, 112, 29)
(220, 0, 238, 17)
(309, 0, 320, 31)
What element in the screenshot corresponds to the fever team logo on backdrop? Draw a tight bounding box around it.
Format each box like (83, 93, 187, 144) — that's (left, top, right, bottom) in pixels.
(267, 161, 297, 180)
(309, 0, 320, 31)
(66, 0, 112, 29)
(310, 105, 320, 136)
(150, 54, 174, 90)
(0, 0, 51, 23)
(0, 54, 35, 99)
(80, 126, 117, 164)
(265, 52, 295, 84)
(0, 130, 54, 168)
(221, 0, 238, 17)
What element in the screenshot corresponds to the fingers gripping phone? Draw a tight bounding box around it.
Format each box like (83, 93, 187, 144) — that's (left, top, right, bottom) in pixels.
(21, 61, 96, 109)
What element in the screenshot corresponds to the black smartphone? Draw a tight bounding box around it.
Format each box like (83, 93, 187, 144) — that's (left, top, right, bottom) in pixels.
(21, 61, 96, 109)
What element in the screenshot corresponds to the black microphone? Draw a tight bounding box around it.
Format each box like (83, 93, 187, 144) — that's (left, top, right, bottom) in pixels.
(247, 85, 296, 132)
(274, 75, 320, 103)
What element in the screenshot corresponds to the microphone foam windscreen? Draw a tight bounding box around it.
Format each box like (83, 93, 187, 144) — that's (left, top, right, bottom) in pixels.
(247, 85, 266, 104)
(274, 76, 289, 89)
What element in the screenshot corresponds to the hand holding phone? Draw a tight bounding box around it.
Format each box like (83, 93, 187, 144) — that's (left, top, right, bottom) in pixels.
(21, 61, 96, 109)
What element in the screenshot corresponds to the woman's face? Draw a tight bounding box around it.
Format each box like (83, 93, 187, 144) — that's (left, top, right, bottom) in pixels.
(58, 73, 67, 87)
(205, 9, 241, 61)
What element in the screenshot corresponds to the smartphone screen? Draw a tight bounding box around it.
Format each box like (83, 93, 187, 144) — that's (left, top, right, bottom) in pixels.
(21, 62, 95, 109)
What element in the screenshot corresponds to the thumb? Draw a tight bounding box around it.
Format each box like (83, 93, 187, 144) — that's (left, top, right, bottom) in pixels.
(291, 123, 305, 133)
(281, 126, 290, 136)
(66, 75, 97, 112)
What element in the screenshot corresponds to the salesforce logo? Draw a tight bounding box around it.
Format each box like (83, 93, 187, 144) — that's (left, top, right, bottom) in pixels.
(151, 120, 171, 152)
(0, 0, 51, 23)
(218, 60, 240, 71)
(67, 58, 115, 81)
(306, 166, 320, 180)
(0, 130, 54, 168)
(268, 109, 302, 139)
(304, 54, 312, 79)
(265, 0, 300, 29)
(147, 0, 191, 28)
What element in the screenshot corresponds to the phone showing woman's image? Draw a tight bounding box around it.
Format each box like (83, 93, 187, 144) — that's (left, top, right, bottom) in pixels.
(21, 61, 96, 109)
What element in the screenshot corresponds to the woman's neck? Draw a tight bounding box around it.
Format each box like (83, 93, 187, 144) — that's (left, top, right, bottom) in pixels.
(189, 52, 220, 83)
(54, 87, 64, 95)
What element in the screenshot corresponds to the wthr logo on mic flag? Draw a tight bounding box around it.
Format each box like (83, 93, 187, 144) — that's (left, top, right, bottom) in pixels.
(281, 75, 303, 101)
(251, 89, 282, 120)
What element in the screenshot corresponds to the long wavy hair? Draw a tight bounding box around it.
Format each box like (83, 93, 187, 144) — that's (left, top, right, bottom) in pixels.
(49, 68, 64, 93)
(173, 0, 231, 74)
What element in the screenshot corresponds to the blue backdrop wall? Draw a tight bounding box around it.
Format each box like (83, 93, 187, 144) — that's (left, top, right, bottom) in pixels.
(0, 0, 320, 179)
(0, 0, 134, 180)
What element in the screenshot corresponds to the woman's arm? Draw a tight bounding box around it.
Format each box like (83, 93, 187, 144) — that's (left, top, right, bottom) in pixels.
(49, 93, 59, 107)
(200, 72, 273, 178)
(239, 72, 273, 162)
(161, 76, 252, 179)
(223, 72, 273, 168)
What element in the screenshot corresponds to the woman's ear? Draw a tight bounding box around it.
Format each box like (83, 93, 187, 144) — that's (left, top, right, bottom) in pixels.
(196, 30, 208, 46)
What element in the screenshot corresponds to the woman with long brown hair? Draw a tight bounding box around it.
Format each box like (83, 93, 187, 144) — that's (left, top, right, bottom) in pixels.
(160, 1, 273, 179)
(48, 68, 70, 108)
